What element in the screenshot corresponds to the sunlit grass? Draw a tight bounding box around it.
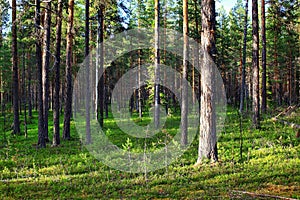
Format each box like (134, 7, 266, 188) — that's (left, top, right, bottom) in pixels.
(0, 107, 299, 199)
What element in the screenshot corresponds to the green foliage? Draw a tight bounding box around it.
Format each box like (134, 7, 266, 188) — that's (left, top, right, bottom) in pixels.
(0, 107, 299, 199)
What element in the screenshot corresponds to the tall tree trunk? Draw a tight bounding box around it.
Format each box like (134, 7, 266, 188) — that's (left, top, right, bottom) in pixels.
(98, 6, 104, 128)
(261, 0, 267, 113)
(63, 0, 74, 140)
(154, 0, 160, 129)
(196, 0, 218, 164)
(193, 0, 200, 105)
(0, 25, 3, 121)
(28, 52, 32, 118)
(22, 41, 27, 138)
(252, 0, 260, 128)
(53, 0, 63, 146)
(36, 0, 45, 147)
(12, 0, 20, 135)
(42, 1, 51, 142)
(239, 0, 248, 113)
(85, 0, 91, 144)
(137, 0, 142, 119)
(181, 0, 188, 146)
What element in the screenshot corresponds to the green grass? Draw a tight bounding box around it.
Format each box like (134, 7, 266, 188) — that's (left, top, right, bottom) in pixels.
(0, 107, 299, 199)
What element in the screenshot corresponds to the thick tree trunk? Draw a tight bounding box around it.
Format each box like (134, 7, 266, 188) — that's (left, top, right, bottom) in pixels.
(63, 0, 74, 140)
(181, 0, 188, 146)
(42, 1, 51, 142)
(53, 0, 63, 146)
(239, 0, 248, 113)
(252, 0, 260, 128)
(196, 0, 218, 164)
(154, 0, 160, 129)
(36, 0, 45, 147)
(12, 0, 20, 135)
(261, 0, 267, 113)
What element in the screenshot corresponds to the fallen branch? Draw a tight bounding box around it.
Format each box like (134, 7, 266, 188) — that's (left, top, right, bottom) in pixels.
(274, 104, 300, 119)
(272, 117, 300, 129)
(231, 190, 297, 200)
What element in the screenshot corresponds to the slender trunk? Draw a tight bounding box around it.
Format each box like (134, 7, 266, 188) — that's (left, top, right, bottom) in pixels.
(252, 0, 260, 128)
(138, 0, 142, 118)
(95, 12, 99, 120)
(28, 52, 32, 118)
(196, 0, 218, 164)
(239, 0, 248, 113)
(22, 42, 27, 138)
(63, 0, 74, 140)
(154, 0, 160, 129)
(193, 0, 199, 105)
(98, 6, 104, 128)
(42, 1, 51, 142)
(85, 0, 91, 144)
(36, 0, 45, 147)
(181, 0, 188, 146)
(53, 0, 63, 146)
(261, 0, 267, 113)
(12, 0, 20, 135)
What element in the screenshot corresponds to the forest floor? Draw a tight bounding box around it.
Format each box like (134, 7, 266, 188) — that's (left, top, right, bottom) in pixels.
(0, 107, 299, 199)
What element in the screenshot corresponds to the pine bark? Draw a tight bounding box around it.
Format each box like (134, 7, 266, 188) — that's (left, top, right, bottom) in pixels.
(12, 0, 20, 135)
(196, 0, 218, 164)
(239, 0, 248, 113)
(181, 0, 188, 146)
(98, 6, 104, 128)
(261, 0, 267, 113)
(154, 0, 160, 129)
(42, 1, 51, 142)
(63, 0, 74, 140)
(85, 0, 91, 144)
(252, 0, 260, 128)
(36, 0, 45, 147)
(53, 0, 63, 146)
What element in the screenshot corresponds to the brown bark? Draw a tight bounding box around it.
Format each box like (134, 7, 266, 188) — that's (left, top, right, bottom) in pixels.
(196, 0, 218, 164)
(239, 0, 249, 113)
(85, 0, 91, 144)
(252, 0, 260, 128)
(63, 0, 74, 140)
(53, 0, 63, 146)
(42, 1, 51, 142)
(36, 0, 46, 147)
(12, 0, 20, 135)
(98, 6, 104, 128)
(261, 0, 267, 113)
(181, 0, 188, 146)
(154, 0, 160, 129)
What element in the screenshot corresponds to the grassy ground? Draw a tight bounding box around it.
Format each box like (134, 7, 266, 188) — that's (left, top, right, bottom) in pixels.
(0, 107, 299, 199)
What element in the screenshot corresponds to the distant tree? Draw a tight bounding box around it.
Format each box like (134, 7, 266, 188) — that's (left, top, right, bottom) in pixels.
(154, 0, 160, 129)
(261, 0, 267, 113)
(12, 0, 20, 135)
(252, 0, 260, 128)
(239, 0, 249, 113)
(85, 0, 91, 144)
(36, 0, 45, 147)
(63, 0, 75, 140)
(181, 0, 188, 146)
(42, 0, 51, 142)
(98, 5, 104, 128)
(196, 0, 218, 164)
(53, 0, 63, 146)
